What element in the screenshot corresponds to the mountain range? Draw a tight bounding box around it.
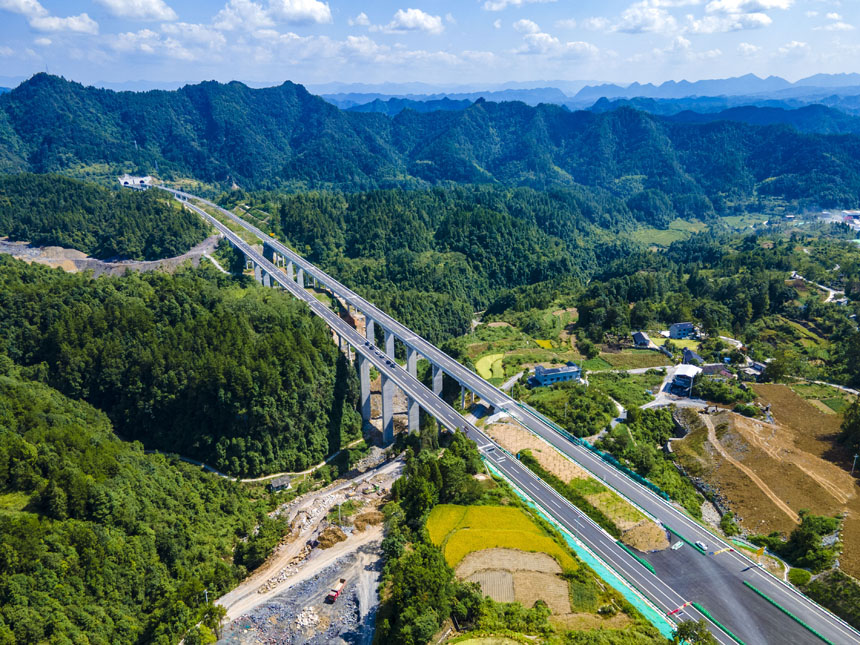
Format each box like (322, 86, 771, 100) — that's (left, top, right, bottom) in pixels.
(2, 74, 860, 210)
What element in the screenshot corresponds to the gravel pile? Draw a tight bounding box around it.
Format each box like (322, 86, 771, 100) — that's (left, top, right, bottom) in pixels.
(221, 553, 362, 645)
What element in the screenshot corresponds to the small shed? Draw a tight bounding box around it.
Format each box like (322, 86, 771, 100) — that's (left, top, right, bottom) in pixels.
(632, 331, 651, 348)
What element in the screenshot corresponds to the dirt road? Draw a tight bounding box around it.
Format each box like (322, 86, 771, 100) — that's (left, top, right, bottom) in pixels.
(218, 459, 401, 622)
(700, 414, 800, 524)
(223, 526, 383, 622)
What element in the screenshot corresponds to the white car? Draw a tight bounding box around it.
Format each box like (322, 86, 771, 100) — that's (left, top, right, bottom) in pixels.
(695, 541, 708, 551)
(671, 541, 684, 551)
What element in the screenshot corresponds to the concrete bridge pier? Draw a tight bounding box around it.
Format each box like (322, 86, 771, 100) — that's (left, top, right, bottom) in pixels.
(253, 263, 263, 284)
(407, 346, 417, 378)
(358, 354, 371, 423)
(366, 318, 375, 344)
(286, 261, 294, 281)
(384, 329, 395, 358)
(407, 396, 419, 433)
(297, 267, 305, 288)
(262, 271, 271, 288)
(381, 374, 394, 444)
(432, 364, 443, 396)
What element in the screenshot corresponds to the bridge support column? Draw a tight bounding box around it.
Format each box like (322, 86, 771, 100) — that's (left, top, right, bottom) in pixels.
(407, 396, 419, 434)
(407, 346, 417, 378)
(253, 263, 262, 284)
(245, 257, 253, 270)
(381, 374, 394, 444)
(358, 354, 371, 422)
(297, 267, 304, 288)
(286, 261, 294, 281)
(262, 271, 271, 288)
(366, 318, 375, 344)
(384, 329, 395, 358)
(432, 364, 443, 396)
(460, 385, 466, 409)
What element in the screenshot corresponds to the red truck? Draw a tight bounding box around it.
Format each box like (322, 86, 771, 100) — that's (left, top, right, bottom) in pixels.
(326, 578, 347, 603)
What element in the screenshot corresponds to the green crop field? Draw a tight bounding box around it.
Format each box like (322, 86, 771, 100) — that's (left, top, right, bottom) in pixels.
(475, 353, 505, 379)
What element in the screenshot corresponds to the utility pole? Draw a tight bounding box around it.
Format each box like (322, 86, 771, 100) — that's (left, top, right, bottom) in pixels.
(204, 588, 208, 604)
(852, 453, 859, 476)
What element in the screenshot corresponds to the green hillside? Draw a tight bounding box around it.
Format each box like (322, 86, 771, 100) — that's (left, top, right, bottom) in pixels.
(0, 173, 208, 260)
(0, 369, 270, 644)
(2, 74, 860, 210)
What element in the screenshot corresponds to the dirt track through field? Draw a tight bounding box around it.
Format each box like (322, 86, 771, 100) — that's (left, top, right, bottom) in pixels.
(701, 415, 800, 524)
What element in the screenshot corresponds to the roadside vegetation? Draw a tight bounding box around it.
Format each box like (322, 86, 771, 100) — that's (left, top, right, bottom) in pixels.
(376, 430, 667, 644)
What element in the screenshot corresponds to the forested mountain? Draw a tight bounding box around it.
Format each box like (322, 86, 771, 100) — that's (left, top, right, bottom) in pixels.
(222, 185, 636, 342)
(0, 173, 208, 259)
(3, 74, 860, 209)
(666, 105, 860, 135)
(0, 257, 362, 476)
(0, 367, 273, 644)
(346, 96, 472, 116)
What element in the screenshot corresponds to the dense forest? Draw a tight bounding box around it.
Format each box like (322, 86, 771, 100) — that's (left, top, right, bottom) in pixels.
(0, 367, 273, 644)
(220, 185, 634, 343)
(0, 173, 208, 260)
(3, 74, 860, 210)
(0, 256, 362, 476)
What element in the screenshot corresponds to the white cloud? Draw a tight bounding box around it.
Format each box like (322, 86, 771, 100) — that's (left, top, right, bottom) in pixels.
(0, 45, 12, 55)
(445, 13, 456, 24)
(616, 1, 677, 33)
(738, 43, 761, 56)
(778, 40, 809, 56)
(583, 16, 611, 30)
(375, 8, 444, 34)
(493, 18, 502, 28)
(161, 22, 226, 47)
(348, 11, 370, 26)
(827, 12, 842, 20)
(29, 13, 98, 34)
(514, 30, 599, 58)
(513, 18, 540, 33)
(805, 10, 818, 17)
(686, 11, 771, 32)
(705, 0, 792, 13)
(817, 21, 854, 31)
(482, 0, 556, 11)
(213, 0, 273, 31)
(629, 35, 721, 63)
(33, 36, 50, 45)
(95, 0, 177, 21)
(555, 18, 577, 29)
(737, 41, 761, 55)
(268, 0, 331, 24)
(0, 0, 98, 33)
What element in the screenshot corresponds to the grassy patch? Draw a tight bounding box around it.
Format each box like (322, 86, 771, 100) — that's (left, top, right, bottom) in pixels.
(631, 219, 708, 247)
(476, 353, 505, 380)
(0, 491, 32, 514)
(599, 350, 670, 370)
(534, 339, 554, 349)
(588, 371, 665, 409)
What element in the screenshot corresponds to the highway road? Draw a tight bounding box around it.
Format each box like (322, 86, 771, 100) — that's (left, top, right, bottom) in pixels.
(171, 189, 859, 644)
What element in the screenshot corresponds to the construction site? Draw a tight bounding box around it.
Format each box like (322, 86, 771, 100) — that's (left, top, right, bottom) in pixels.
(216, 457, 402, 644)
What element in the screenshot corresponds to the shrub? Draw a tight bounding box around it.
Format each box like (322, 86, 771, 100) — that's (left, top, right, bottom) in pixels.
(788, 568, 812, 587)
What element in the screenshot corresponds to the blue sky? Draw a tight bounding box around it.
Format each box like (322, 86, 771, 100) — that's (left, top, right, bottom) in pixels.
(0, 0, 856, 88)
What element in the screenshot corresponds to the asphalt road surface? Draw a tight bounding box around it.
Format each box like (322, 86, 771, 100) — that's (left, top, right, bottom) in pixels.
(171, 189, 860, 645)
